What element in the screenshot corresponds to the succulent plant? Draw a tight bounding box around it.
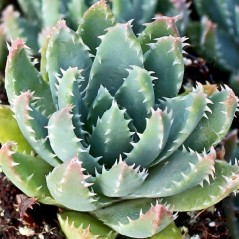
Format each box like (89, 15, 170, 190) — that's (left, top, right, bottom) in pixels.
(187, 0, 239, 73)
(1, 1, 239, 238)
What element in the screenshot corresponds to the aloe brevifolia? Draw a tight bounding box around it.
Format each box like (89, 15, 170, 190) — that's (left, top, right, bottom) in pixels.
(0, 1, 239, 238)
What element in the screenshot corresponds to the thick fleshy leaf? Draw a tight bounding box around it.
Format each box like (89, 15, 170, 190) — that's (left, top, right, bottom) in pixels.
(56, 67, 87, 140)
(139, 16, 179, 53)
(84, 22, 144, 106)
(77, 0, 116, 55)
(47, 158, 114, 211)
(184, 86, 238, 152)
(90, 101, 132, 167)
(0, 105, 32, 153)
(93, 199, 174, 238)
(46, 20, 92, 106)
(58, 211, 118, 239)
(128, 148, 216, 198)
(93, 158, 147, 197)
(162, 160, 239, 211)
(86, 86, 114, 132)
(0, 143, 56, 205)
(151, 222, 183, 239)
(144, 36, 184, 101)
(47, 106, 101, 174)
(155, 87, 208, 162)
(12, 91, 60, 166)
(5, 39, 54, 116)
(115, 65, 155, 133)
(125, 108, 171, 168)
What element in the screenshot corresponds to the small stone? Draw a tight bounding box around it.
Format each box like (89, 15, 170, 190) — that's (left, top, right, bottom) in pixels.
(19, 226, 35, 236)
(209, 221, 216, 227)
(38, 234, 44, 239)
(190, 235, 201, 239)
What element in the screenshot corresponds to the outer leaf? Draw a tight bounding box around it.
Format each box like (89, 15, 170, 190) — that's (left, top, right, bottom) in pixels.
(115, 65, 155, 133)
(46, 158, 114, 211)
(5, 39, 54, 116)
(128, 148, 216, 198)
(144, 36, 184, 101)
(90, 101, 132, 167)
(84, 22, 144, 106)
(0, 105, 32, 153)
(77, 0, 116, 55)
(58, 211, 118, 239)
(93, 199, 174, 238)
(12, 91, 60, 166)
(162, 160, 239, 211)
(184, 86, 238, 152)
(151, 222, 183, 239)
(0, 143, 56, 205)
(155, 87, 208, 162)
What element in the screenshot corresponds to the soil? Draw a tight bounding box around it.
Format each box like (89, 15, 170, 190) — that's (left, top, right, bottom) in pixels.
(0, 170, 233, 239)
(0, 173, 65, 239)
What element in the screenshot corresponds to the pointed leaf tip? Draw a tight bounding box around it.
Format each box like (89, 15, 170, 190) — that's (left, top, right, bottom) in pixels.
(8, 38, 27, 59)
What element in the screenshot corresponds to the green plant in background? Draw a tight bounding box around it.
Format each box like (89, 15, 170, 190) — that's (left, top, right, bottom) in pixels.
(1, 1, 239, 238)
(187, 0, 239, 93)
(219, 130, 239, 239)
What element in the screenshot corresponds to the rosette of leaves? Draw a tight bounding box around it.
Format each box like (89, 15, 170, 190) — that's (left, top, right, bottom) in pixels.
(1, 1, 239, 238)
